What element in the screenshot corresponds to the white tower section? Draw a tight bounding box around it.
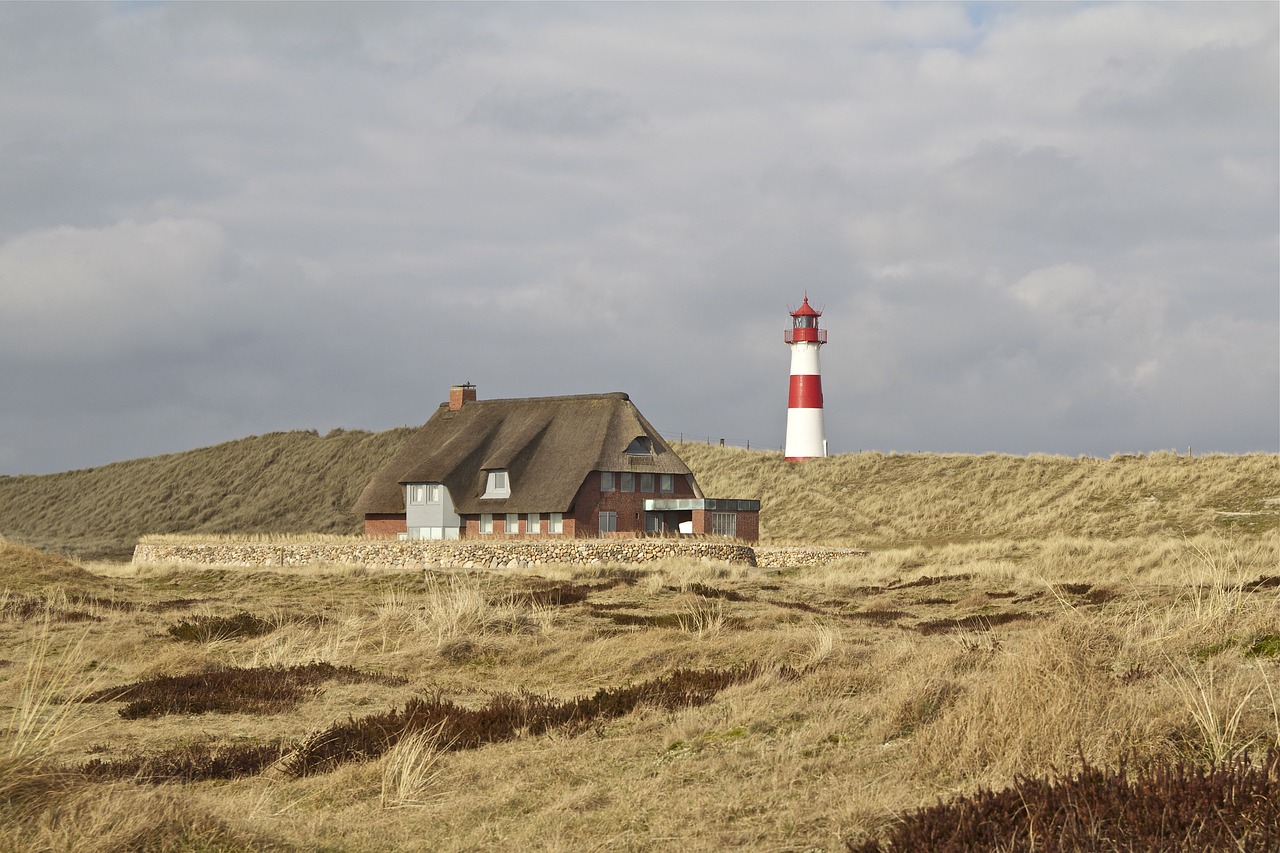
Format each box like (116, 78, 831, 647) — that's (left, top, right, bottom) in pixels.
(784, 296, 828, 461)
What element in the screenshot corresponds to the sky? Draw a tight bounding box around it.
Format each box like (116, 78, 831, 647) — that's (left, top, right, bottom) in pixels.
(0, 2, 1276, 475)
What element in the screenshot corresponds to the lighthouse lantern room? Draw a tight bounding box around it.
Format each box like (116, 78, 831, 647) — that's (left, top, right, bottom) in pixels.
(784, 296, 828, 461)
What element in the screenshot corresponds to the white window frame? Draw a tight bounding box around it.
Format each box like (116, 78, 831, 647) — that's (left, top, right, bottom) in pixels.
(505, 513, 520, 534)
(549, 512, 563, 534)
(527, 513, 540, 534)
(660, 474, 674, 494)
(640, 473, 654, 493)
(483, 470, 510, 499)
(600, 471, 614, 491)
(427, 484, 441, 503)
(598, 511, 617, 533)
(480, 513, 494, 534)
(409, 485, 427, 505)
(711, 512, 737, 537)
(620, 472, 634, 492)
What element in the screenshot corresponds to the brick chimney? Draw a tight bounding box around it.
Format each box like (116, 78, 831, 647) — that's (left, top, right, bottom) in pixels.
(449, 383, 477, 411)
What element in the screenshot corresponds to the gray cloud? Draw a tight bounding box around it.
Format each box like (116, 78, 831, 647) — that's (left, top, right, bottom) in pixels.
(0, 2, 1275, 474)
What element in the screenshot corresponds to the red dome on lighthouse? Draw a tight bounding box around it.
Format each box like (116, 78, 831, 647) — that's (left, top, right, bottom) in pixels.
(790, 295, 821, 319)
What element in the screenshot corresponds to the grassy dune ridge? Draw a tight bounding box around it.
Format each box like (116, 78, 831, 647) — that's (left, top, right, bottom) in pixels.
(0, 428, 413, 559)
(676, 443, 1280, 546)
(1, 428, 1275, 559)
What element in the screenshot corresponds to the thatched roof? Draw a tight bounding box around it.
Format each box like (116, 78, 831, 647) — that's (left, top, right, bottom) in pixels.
(354, 392, 699, 516)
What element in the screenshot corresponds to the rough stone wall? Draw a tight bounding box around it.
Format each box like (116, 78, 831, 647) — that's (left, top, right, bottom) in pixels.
(133, 539, 760, 569)
(753, 546, 868, 568)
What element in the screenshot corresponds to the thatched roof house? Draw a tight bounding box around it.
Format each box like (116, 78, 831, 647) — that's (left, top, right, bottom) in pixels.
(355, 385, 759, 541)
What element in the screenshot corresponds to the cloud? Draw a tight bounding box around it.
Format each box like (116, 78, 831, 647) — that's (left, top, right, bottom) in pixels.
(0, 219, 233, 359)
(0, 2, 1274, 473)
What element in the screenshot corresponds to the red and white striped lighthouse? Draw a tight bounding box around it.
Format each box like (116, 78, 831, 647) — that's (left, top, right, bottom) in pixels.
(784, 295, 828, 461)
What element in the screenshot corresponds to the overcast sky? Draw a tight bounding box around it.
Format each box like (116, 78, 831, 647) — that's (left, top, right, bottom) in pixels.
(1, 2, 1276, 475)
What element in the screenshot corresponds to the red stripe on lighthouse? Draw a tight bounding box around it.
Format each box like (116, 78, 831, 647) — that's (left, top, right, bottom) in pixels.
(788, 374, 824, 409)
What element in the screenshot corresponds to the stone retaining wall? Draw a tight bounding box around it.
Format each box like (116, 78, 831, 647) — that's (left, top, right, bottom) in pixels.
(132, 539, 759, 569)
(754, 546, 869, 568)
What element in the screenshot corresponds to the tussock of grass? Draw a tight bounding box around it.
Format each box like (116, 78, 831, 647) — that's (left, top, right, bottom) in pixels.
(379, 725, 449, 808)
(5, 620, 98, 763)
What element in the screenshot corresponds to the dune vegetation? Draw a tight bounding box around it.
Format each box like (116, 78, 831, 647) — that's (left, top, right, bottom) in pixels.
(1, 428, 1274, 559)
(0, 428, 412, 560)
(0, 438, 1278, 850)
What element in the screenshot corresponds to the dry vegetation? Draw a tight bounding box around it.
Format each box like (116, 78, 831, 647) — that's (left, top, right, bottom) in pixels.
(3, 430, 1275, 560)
(1, 442, 1278, 850)
(676, 443, 1280, 547)
(0, 428, 412, 560)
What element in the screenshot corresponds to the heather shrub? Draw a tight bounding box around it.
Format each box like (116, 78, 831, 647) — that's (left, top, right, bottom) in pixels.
(850, 749, 1280, 852)
(84, 662, 405, 719)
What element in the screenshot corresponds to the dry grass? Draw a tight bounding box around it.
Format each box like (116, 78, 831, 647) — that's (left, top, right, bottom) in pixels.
(0, 444, 1277, 850)
(0, 427, 412, 559)
(677, 444, 1280, 547)
(0, 526, 1273, 850)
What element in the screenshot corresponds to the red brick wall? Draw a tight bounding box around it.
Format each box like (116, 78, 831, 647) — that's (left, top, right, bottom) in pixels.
(364, 515, 407, 538)
(572, 470, 699, 535)
(691, 509, 709, 536)
(690, 509, 759, 542)
(463, 514, 575, 539)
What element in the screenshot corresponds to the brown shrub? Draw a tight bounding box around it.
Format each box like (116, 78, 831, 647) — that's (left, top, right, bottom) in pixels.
(84, 662, 405, 719)
(850, 749, 1280, 852)
(281, 663, 793, 777)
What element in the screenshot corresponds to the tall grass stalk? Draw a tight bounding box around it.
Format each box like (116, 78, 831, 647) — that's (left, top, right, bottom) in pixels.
(1185, 538, 1249, 623)
(1167, 664, 1260, 764)
(379, 725, 449, 809)
(5, 616, 94, 761)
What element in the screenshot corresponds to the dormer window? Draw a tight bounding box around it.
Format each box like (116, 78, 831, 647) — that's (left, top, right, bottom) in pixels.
(626, 437, 652, 456)
(482, 469, 510, 499)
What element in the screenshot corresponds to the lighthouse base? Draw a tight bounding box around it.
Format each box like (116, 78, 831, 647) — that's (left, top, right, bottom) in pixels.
(784, 407, 827, 460)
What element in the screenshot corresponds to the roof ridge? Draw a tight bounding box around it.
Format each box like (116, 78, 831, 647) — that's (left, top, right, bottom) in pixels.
(463, 392, 630, 404)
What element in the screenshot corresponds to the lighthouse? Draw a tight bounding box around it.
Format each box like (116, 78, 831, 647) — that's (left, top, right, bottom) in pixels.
(784, 295, 828, 461)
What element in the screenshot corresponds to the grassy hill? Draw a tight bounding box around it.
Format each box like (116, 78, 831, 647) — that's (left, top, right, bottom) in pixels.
(674, 443, 1280, 546)
(0, 428, 412, 560)
(0, 428, 1275, 559)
